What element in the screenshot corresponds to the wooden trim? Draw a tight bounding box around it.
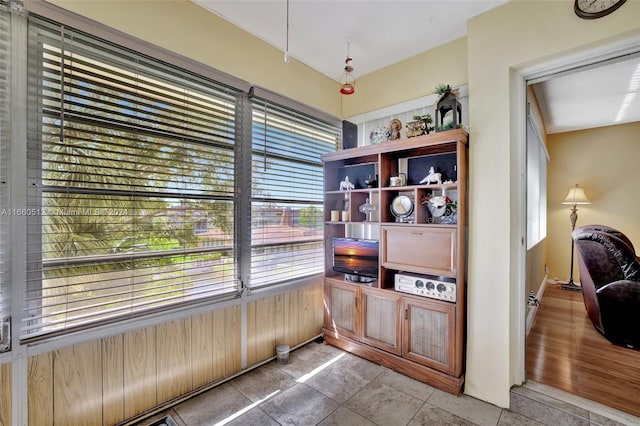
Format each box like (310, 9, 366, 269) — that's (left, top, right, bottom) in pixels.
(322, 128, 468, 396)
(24, 283, 323, 425)
(323, 330, 464, 395)
(322, 129, 468, 162)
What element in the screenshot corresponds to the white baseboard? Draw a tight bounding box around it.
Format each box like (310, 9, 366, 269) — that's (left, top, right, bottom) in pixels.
(526, 276, 547, 336)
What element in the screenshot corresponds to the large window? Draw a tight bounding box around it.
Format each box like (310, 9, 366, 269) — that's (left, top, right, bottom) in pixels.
(18, 17, 339, 340)
(249, 100, 338, 288)
(527, 106, 548, 249)
(23, 19, 240, 339)
(0, 6, 10, 351)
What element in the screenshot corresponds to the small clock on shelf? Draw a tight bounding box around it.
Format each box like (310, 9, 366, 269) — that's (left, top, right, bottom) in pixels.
(574, 0, 626, 19)
(390, 194, 414, 223)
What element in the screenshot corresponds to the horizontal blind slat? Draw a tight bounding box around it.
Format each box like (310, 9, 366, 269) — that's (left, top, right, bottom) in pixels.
(0, 7, 10, 331)
(249, 99, 338, 289)
(23, 17, 239, 339)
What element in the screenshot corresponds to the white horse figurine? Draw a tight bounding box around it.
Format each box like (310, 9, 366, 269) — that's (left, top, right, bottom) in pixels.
(419, 167, 442, 185)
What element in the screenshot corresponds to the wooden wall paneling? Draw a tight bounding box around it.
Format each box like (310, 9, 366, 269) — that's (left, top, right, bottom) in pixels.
(255, 296, 277, 361)
(156, 318, 192, 403)
(314, 282, 324, 336)
(28, 352, 53, 426)
(0, 362, 11, 426)
(298, 286, 312, 342)
(300, 282, 323, 342)
(224, 306, 241, 375)
(247, 295, 275, 365)
(191, 311, 214, 388)
(53, 340, 102, 425)
(283, 289, 300, 347)
(102, 335, 124, 425)
(123, 326, 157, 420)
(211, 308, 229, 381)
(274, 293, 285, 347)
(21, 285, 323, 426)
(245, 299, 257, 366)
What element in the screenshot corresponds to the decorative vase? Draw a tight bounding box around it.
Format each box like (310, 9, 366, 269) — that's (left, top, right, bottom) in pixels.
(425, 201, 457, 224)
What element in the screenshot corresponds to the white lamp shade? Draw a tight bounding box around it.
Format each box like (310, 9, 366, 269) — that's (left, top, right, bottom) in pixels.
(562, 184, 591, 205)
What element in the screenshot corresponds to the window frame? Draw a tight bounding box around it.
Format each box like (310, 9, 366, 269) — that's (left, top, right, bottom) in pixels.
(247, 97, 337, 290)
(526, 102, 549, 250)
(0, 4, 11, 353)
(12, 10, 340, 343)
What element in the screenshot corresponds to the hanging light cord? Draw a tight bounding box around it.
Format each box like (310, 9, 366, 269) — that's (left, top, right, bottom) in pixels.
(284, 0, 290, 63)
(59, 26, 65, 143)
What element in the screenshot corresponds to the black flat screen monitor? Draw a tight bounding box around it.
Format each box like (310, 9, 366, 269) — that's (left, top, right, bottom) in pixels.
(332, 237, 379, 280)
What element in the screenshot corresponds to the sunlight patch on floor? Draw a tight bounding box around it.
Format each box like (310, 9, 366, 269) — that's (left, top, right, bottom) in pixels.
(296, 352, 346, 383)
(211, 390, 281, 426)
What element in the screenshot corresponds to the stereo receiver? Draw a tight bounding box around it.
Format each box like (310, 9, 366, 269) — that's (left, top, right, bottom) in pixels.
(394, 272, 456, 302)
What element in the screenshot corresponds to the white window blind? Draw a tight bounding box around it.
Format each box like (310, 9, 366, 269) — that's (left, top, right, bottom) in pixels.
(527, 112, 548, 249)
(23, 18, 240, 340)
(0, 6, 10, 348)
(249, 100, 338, 288)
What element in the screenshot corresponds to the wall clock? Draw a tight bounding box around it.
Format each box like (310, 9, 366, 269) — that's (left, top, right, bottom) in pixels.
(574, 0, 626, 19)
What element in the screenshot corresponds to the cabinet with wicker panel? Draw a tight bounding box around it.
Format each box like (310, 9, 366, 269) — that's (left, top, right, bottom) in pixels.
(322, 129, 468, 395)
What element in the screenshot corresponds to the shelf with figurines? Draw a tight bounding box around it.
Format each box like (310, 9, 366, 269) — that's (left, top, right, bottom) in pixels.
(420, 190, 458, 225)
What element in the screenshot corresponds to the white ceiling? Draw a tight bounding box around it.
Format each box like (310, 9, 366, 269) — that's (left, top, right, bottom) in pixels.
(532, 55, 640, 134)
(193, 0, 508, 80)
(193, 0, 640, 132)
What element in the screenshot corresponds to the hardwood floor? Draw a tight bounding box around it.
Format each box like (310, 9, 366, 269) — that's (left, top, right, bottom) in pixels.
(526, 283, 640, 417)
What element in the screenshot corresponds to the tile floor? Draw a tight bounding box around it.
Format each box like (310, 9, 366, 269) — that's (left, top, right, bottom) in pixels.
(140, 341, 636, 426)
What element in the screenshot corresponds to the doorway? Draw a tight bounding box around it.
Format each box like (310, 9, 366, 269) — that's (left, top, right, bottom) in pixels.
(519, 39, 640, 417)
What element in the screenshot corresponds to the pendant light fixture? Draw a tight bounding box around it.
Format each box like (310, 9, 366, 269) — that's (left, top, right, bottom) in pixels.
(339, 42, 355, 95)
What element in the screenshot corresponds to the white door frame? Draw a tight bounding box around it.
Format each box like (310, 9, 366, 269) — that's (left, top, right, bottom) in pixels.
(510, 33, 640, 385)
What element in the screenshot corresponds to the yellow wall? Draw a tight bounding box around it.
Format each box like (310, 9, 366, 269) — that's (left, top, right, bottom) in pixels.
(546, 122, 640, 282)
(45, 0, 342, 117)
(341, 37, 468, 117)
(24, 0, 640, 411)
(466, 0, 639, 406)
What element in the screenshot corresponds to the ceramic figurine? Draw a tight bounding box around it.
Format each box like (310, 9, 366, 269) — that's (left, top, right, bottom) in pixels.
(419, 166, 442, 185)
(339, 176, 355, 191)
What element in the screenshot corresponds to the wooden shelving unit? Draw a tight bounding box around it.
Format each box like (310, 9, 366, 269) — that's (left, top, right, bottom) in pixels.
(321, 129, 468, 394)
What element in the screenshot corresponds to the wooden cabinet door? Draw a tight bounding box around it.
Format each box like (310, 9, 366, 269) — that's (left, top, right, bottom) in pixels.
(324, 280, 360, 340)
(402, 297, 456, 375)
(360, 287, 402, 355)
(381, 226, 457, 277)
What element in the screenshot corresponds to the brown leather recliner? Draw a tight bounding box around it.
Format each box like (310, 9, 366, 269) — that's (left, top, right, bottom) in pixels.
(573, 225, 640, 349)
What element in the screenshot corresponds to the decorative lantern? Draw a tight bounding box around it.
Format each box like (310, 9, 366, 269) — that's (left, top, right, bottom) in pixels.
(339, 43, 355, 95)
(435, 85, 462, 132)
